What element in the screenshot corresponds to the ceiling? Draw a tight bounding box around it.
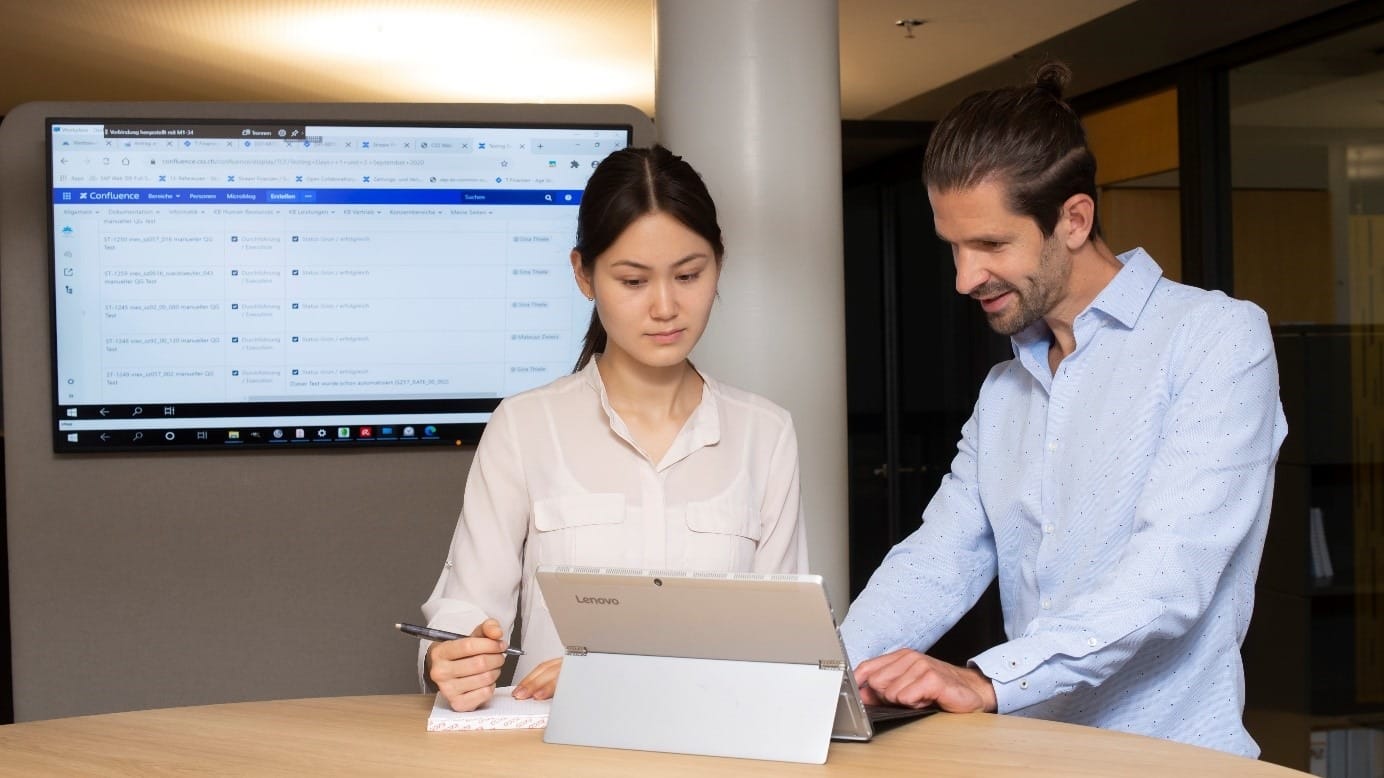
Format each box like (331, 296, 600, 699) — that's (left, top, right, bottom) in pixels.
(0, 0, 1368, 176)
(1229, 16, 1384, 131)
(0, 0, 1132, 120)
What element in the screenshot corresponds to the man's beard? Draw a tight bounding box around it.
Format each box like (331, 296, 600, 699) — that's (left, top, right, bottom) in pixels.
(973, 239, 1068, 336)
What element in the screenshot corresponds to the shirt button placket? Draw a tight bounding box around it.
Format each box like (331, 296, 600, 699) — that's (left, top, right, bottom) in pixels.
(1036, 363, 1066, 609)
(644, 467, 667, 568)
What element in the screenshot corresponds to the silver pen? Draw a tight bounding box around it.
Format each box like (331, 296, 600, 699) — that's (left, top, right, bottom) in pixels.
(395, 622, 524, 656)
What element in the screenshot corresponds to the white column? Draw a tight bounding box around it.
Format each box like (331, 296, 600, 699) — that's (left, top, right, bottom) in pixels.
(656, 0, 849, 610)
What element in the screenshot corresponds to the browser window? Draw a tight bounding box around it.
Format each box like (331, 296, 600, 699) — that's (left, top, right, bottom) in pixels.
(49, 119, 630, 451)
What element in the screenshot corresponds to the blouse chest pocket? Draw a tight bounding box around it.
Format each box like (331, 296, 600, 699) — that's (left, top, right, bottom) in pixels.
(532, 493, 627, 566)
(683, 500, 762, 571)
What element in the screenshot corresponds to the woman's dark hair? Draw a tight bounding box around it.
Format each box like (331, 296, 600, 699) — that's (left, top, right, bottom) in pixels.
(572, 145, 724, 371)
(923, 60, 1101, 239)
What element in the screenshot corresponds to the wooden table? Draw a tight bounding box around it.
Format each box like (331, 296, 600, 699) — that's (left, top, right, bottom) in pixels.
(0, 694, 1308, 776)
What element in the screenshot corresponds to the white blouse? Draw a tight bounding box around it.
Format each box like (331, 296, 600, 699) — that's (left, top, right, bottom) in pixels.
(420, 359, 809, 682)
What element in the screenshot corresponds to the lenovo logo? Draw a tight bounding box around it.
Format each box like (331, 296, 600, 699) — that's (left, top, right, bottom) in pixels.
(574, 595, 620, 605)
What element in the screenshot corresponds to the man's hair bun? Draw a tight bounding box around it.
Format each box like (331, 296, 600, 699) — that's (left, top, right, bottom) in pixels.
(1033, 61, 1071, 100)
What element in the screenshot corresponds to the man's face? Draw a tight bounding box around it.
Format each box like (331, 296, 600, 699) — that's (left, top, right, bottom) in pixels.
(929, 180, 1071, 336)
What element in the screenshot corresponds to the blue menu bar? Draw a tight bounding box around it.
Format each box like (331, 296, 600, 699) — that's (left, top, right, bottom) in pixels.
(52, 188, 584, 205)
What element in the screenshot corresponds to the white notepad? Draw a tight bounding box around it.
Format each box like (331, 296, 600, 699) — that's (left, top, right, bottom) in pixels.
(426, 686, 551, 731)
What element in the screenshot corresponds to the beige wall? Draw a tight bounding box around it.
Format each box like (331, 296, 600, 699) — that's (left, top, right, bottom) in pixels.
(1085, 88, 1181, 280)
(1233, 189, 1334, 324)
(1099, 188, 1182, 283)
(1100, 186, 1336, 325)
(1084, 88, 1179, 188)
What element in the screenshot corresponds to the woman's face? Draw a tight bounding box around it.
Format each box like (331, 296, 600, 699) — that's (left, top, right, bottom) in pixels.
(572, 210, 720, 370)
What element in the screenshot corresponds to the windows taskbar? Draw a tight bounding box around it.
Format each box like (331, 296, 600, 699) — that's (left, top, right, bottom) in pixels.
(56, 421, 485, 451)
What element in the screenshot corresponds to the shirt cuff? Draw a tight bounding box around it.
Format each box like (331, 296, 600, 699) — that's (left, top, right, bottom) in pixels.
(970, 636, 1060, 713)
(971, 617, 1145, 714)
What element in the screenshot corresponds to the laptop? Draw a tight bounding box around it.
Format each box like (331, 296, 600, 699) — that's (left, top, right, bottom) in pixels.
(536, 566, 933, 763)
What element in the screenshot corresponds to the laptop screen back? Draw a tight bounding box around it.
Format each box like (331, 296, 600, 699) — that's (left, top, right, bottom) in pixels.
(536, 566, 843, 664)
(537, 565, 882, 747)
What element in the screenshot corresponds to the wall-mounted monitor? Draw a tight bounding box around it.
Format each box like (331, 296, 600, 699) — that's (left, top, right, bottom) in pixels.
(47, 113, 639, 452)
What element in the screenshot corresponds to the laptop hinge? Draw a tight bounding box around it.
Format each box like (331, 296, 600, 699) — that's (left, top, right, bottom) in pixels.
(565, 645, 589, 657)
(818, 659, 846, 671)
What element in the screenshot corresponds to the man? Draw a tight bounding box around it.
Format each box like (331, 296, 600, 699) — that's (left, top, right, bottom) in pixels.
(839, 61, 1287, 758)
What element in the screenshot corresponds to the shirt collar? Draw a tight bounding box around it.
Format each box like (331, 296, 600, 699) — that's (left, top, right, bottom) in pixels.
(580, 357, 721, 471)
(662, 369, 721, 469)
(1086, 247, 1163, 329)
(1010, 247, 1164, 355)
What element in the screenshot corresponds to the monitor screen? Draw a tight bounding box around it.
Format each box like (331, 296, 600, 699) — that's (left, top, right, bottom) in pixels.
(49, 118, 630, 452)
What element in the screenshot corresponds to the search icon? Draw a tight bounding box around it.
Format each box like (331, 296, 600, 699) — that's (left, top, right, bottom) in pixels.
(544, 193, 553, 202)
(132, 431, 144, 442)
(132, 406, 144, 416)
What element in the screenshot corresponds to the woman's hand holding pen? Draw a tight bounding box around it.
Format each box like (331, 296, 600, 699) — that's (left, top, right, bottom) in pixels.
(512, 658, 562, 701)
(427, 618, 512, 712)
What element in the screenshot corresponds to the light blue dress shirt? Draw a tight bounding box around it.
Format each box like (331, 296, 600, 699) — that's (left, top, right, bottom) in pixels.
(841, 249, 1288, 757)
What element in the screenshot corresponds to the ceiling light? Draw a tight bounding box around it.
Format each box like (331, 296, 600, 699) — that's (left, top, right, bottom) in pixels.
(895, 19, 926, 39)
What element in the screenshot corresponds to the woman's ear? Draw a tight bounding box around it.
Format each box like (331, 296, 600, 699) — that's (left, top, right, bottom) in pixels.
(1059, 193, 1095, 250)
(571, 250, 594, 301)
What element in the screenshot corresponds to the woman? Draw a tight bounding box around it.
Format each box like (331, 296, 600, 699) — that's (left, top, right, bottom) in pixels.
(418, 146, 809, 712)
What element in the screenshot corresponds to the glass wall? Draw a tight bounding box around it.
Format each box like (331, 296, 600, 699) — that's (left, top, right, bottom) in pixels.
(1228, 17, 1384, 771)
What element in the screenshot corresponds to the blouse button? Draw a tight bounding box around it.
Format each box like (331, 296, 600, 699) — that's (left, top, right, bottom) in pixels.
(1087, 638, 1099, 647)
(1019, 680, 1029, 690)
